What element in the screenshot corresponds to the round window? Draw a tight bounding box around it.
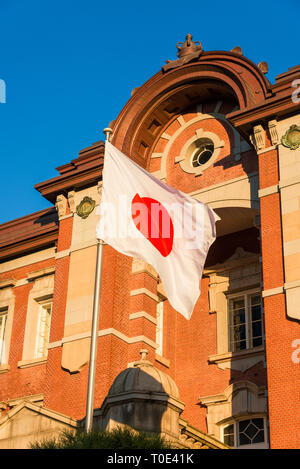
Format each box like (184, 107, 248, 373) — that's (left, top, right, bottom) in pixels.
(191, 138, 214, 167)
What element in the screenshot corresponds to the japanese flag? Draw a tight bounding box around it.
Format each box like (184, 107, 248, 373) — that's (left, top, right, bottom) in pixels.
(97, 141, 220, 319)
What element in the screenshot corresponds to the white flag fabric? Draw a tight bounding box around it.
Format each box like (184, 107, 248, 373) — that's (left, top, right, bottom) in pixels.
(97, 141, 220, 319)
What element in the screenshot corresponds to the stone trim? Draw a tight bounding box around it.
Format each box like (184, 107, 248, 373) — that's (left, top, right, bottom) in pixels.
(129, 311, 157, 325)
(177, 115, 185, 126)
(98, 328, 158, 349)
(279, 174, 300, 189)
(59, 213, 74, 220)
(6, 394, 44, 407)
(17, 357, 47, 369)
(284, 279, 300, 290)
(256, 145, 278, 154)
(179, 418, 230, 449)
(199, 381, 265, 405)
(0, 364, 10, 374)
(47, 340, 62, 349)
(99, 391, 183, 409)
(0, 279, 16, 289)
(61, 331, 91, 344)
(0, 248, 55, 275)
(283, 239, 300, 256)
(0, 401, 78, 428)
(258, 184, 279, 198)
(48, 328, 158, 350)
(262, 286, 284, 298)
(14, 279, 29, 287)
(151, 152, 163, 159)
(70, 240, 98, 254)
(55, 249, 70, 260)
(155, 354, 170, 368)
(130, 288, 159, 302)
(21, 275, 54, 362)
(208, 345, 265, 365)
(27, 266, 55, 281)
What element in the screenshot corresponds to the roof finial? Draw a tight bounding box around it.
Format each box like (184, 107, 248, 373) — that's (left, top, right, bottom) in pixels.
(162, 34, 203, 73)
(177, 34, 202, 58)
(140, 349, 149, 361)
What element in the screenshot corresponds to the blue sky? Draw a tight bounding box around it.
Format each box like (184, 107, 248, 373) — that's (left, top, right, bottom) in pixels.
(0, 0, 299, 224)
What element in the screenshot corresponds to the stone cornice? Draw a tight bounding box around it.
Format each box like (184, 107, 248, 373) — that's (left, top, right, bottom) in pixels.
(0, 208, 58, 262)
(228, 89, 300, 138)
(35, 141, 104, 204)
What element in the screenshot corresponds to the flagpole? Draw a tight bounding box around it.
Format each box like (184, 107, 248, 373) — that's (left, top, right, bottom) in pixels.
(85, 127, 113, 433)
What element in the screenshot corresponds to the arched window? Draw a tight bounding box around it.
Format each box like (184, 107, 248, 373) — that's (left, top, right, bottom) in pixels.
(222, 417, 268, 449)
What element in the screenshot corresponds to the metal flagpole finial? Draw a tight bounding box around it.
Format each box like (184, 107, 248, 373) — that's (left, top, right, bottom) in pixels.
(103, 127, 113, 142)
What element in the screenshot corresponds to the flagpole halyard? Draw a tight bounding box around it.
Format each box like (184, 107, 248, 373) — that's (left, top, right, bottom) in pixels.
(84, 127, 112, 433)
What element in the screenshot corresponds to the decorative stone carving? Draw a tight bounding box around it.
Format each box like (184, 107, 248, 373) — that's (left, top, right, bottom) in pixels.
(252, 125, 265, 151)
(76, 196, 96, 219)
(55, 194, 67, 218)
(258, 61, 269, 75)
(268, 120, 279, 146)
(162, 34, 203, 72)
(230, 46, 243, 55)
(281, 124, 300, 150)
(67, 191, 76, 214)
(97, 181, 102, 197)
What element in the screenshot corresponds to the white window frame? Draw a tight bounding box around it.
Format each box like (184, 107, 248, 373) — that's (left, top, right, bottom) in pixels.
(227, 289, 264, 353)
(0, 308, 8, 365)
(156, 301, 164, 356)
(221, 416, 269, 449)
(34, 298, 52, 359)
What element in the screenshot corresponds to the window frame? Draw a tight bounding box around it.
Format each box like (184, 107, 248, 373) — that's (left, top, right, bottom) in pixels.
(227, 289, 264, 353)
(0, 288, 15, 369)
(0, 307, 8, 365)
(221, 416, 269, 449)
(34, 299, 53, 359)
(156, 301, 164, 357)
(21, 284, 54, 365)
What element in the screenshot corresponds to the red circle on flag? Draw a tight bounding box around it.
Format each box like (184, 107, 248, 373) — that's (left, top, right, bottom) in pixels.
(131, 193, 174, 257)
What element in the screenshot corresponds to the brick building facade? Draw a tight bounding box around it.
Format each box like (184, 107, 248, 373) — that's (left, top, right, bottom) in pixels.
(0, 37, 299, 448)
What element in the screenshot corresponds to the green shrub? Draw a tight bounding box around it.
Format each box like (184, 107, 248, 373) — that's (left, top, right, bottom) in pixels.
(30, 426, 173, 449)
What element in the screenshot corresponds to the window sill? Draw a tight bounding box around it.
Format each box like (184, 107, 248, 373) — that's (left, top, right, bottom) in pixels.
(0, 364, 10, 374)
(17, 357, 47, 369)
(208, 345, 265, 364)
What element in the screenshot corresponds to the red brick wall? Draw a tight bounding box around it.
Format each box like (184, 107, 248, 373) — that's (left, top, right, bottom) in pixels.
(0, 257, 55, 409)
(43, 216, 73, 411)
(258, 144, 300, 449)
(150, 107, 258, 195)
